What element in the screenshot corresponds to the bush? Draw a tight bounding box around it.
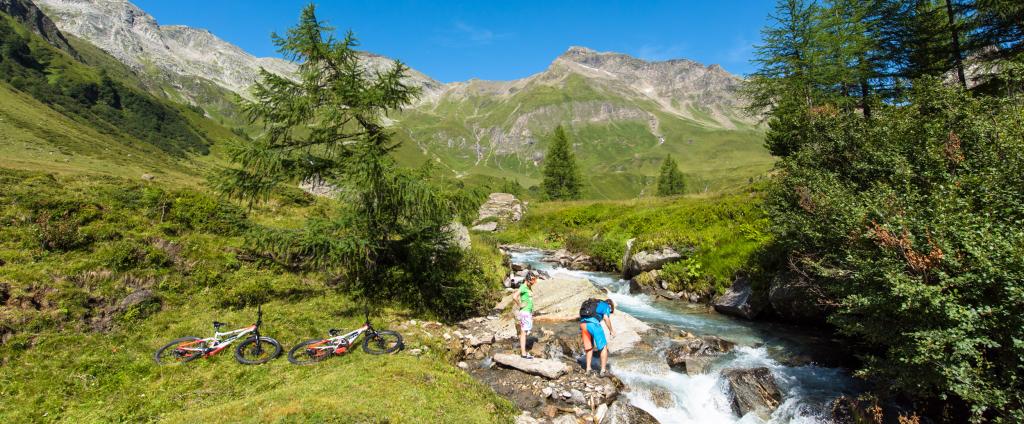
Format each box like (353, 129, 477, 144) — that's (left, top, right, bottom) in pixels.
(765, 79, 1024, 420)
(169, 191, 249, 235)
(33, 212, 85, 252)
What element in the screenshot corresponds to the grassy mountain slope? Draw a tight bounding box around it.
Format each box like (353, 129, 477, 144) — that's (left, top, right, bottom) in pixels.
(396, 70, 772, 199)
(0, 169, 515, 423)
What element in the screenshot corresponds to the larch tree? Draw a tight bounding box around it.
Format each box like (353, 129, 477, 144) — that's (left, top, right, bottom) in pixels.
(656, 154, 685, 196)
(215, 5, 478, 316)
(541, 125, 583, 200)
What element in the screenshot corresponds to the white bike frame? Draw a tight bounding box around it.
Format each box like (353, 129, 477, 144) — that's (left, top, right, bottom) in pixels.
(179, 325, 257, 357)
(308, 323, 370, 355)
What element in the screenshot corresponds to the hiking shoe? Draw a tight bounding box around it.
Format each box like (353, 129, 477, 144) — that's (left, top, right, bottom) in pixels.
(599, 370, 608, 377)
(521, 354, 534, 359)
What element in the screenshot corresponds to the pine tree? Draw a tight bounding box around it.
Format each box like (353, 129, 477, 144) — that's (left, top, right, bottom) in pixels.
(656, 154, 685, 196)
(215, 5, 468, 308)
(541, 125, 583, 200)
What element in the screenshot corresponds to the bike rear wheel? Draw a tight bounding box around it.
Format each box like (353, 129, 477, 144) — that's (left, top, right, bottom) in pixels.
(362, 330, 403, 355)
(154, 337, 206, 365)
(234, 336, 282, 365)
(287, 339, 336, 365)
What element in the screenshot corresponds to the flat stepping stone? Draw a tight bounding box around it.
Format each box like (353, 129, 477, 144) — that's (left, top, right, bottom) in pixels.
(493, 353, 570, 379)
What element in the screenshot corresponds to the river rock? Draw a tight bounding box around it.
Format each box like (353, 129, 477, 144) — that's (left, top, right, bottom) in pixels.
(768, 272, 830, 323)
(543, 249, 597, 271)
(603, 400, 660, 424)
(624, 247, 686, 279)
(722, 367, 782, 420)
(666, 335, 735, 375)
(620, 238, 636, 279)
(713, 276, 765, 320)
(492, 353, 570, 379)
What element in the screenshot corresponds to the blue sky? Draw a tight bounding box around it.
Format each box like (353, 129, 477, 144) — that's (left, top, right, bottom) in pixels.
(133, 0, 773, 82)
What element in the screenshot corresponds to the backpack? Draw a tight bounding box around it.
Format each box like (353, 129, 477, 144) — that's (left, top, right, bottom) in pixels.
(579, 298, 602, 320)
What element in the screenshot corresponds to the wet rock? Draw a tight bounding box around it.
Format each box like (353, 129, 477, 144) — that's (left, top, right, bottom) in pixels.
(713, 276, 765, 320)
(628, 270, 660, 295)
(543, 249, 597, 271)
(603, 400, 660, 424)
(722, 367, 782, 420)
(666, 334, 735, 375)
(768, 272, 830, 323)
(511, 263, 526, 272)
(649, 388, 674, 409)
(623, 247, 685, 279)
(493, 353, 570, 379)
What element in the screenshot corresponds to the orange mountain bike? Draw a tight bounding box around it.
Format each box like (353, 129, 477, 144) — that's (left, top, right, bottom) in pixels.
(153, 305, 282, 365)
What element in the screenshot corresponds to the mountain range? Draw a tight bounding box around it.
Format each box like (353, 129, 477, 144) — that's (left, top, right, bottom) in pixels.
(17, 0, 772, 198)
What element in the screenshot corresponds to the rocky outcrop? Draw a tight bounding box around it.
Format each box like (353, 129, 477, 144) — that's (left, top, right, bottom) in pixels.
(542, 249, 596, 271)
(722, 367, 782, 420)
(471, 193, 525, 231)
(623, 247, 685, 279)
(665, 334, 736, 375)
(603, 400, 661, 424)
(713, 276, 764, 320)
(768, 272, 830, 323)
(1, 0, 77, 57)
(493, 353, 570, 379)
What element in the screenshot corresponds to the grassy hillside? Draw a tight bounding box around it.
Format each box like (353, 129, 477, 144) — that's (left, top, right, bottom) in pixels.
(0, 169, 516, 423)
(494, 189, 771, 293)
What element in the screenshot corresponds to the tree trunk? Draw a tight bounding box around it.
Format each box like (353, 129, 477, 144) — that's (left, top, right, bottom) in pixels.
(945, 0, 966, 88)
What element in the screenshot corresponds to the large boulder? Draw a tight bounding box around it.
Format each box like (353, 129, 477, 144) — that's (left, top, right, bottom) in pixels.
(442, 221, 471, 250)
(475, 193, 525, 226)
(623, 247, 685, 279)
(713, 276, 765, 320)
(665, 334, 736, 375)
(492, 353, 570, 379)
(768, 272, 830, 323)
(602, 400, 661, 424)
(722, 367, 782, 421)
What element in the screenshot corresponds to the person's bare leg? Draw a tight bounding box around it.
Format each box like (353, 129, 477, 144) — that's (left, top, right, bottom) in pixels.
(519, 329, 528, 356)
(585, 349, 594, 372)
(600, 348, 608, 373)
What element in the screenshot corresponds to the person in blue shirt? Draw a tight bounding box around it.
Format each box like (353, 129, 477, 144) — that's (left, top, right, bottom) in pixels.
(580, 298, 615, 376)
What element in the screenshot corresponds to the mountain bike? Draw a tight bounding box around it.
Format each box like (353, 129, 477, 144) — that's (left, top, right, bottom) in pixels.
(288, 315, 403, 365)
(154, 305, 282, 365)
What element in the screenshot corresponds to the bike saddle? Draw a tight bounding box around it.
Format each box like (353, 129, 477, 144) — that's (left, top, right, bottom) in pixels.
(213, 321, 227, 328)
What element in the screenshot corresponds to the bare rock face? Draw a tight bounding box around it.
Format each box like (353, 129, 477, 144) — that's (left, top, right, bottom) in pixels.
(665, 334, 736, 375)
(492, 353, 570, 379)
(0, 0, 77, 56)
(713, 276, 765, 320)
(722, 367, 782, 421)
(624, 247, 685, 279)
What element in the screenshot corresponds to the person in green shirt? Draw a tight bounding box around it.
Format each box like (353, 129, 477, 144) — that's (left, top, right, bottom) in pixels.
(514, 271, 540, 358)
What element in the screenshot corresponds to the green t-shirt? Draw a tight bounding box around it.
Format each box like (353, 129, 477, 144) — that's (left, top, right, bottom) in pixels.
(519, 284, 533, 313)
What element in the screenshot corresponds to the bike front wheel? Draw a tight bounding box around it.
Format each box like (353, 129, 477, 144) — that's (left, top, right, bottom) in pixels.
(234, 336, 282, 365)
(362, 330, 403, 355)
(154, 337, 206, 365)
(287, 339, 336, 365)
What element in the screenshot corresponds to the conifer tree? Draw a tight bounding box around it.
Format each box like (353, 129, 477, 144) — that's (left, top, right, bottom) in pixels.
(656, 154, 685, 196)
(215, 5, 469, 309)
(541, 125, 582, 200)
